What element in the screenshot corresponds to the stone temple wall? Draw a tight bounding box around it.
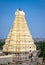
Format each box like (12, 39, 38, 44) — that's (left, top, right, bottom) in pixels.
(0, 54, 44, 65)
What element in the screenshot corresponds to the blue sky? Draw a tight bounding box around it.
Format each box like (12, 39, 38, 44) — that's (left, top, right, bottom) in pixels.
(0, 0, 45, 39)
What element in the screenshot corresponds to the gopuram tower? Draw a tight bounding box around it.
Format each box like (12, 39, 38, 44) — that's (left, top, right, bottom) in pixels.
(3, 9, 36, 59)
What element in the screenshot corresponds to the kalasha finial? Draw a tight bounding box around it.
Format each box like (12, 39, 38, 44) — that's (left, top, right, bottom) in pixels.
(15, 9, 25, 15)
(19, 8, 22, 11)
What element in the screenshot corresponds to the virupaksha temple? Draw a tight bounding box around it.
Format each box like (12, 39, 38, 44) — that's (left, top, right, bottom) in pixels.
(3, 9, 36, 54)
(0, 9, 37, 64)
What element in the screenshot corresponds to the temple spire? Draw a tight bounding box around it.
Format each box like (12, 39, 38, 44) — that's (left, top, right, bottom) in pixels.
(3, 9, 36, 53)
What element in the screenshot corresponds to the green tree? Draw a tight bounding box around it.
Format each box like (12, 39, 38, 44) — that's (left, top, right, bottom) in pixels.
(0, 40, 5, 49)
(39, 41, 45, 61)
(35, 41, 43, 50)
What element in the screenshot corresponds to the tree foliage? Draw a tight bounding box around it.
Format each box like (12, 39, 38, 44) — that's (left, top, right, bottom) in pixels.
(0, 40, 5, 49)
(39, 42, 45, 61)
(35, 41, 45, 61)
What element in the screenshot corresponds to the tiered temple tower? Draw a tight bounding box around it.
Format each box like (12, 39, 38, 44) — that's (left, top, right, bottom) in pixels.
(3, 9, 36, 58)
